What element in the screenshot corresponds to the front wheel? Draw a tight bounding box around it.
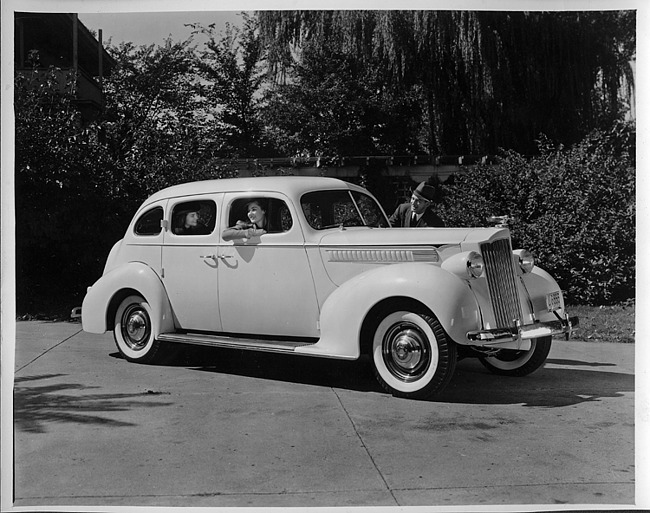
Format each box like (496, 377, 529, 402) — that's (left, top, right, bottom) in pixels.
(478, 336, 552, 376)
(113, 295, 163, 364)
(371, 308, 456, 399)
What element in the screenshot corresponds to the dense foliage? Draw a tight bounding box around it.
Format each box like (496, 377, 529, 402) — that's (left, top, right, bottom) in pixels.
(13, 10, 636, 315)
(14, 40, 239, 313)
(192, 14, 271, 157)
(102, 39, 237, 202)
(258, 10, 635, 155)
(14, 68, 112, 311)
(439, 122, 635, 305)
(261, 42, 426, 159)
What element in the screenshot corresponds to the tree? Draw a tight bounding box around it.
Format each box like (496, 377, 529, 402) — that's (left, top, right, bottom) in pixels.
(14, 66, 113, 311)
(261, 41, 426, 160)
(14, 38, 239, 315)
(257, 10, 635, 154)
(192, 13, 270, 157)
(101, 37, 236, 207)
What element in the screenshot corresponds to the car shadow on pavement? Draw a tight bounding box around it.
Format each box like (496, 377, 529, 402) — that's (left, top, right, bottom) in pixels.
(174, 346, 383, 393)
(442, 358, 634, 407)
(14, 374, 174, 434)
(151, 345, 634, 408)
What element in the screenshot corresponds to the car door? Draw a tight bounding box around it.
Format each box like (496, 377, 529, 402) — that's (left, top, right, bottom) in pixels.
(217, 192, 320, 338)
(161, 195, 222, 332)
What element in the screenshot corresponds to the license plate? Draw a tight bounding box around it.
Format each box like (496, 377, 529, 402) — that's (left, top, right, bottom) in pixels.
(546, 291, 562, 312)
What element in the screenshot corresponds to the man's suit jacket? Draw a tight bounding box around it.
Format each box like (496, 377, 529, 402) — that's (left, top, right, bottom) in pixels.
(388, 203, 445, 227)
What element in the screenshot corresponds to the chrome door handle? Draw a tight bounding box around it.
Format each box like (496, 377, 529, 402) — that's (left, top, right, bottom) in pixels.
(218, 255, 233, 260)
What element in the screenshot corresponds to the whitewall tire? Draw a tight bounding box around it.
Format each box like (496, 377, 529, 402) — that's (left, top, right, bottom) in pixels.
(371, 309, 456, 399)
(479, 336, 552, 376)
(113, 294, 162, 363)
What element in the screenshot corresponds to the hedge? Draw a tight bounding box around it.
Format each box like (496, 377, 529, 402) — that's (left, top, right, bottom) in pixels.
(438, 122, 635, 305)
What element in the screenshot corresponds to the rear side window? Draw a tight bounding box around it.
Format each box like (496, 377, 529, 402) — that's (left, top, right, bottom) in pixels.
(171, 200, 216, 236)
(134, 206, 163, 236)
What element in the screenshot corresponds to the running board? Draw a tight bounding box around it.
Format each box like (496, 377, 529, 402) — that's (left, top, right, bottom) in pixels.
(157, 332, 317, 354)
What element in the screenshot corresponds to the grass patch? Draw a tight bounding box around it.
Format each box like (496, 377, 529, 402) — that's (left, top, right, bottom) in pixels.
(566, 301, 635, 343)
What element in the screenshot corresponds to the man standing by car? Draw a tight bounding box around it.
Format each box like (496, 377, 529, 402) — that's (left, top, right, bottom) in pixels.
(388, 181, 445, 227)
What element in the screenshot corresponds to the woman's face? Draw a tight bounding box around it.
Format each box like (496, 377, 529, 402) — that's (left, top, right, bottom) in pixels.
(184, 211, 199, 228)
(247, 202, 266, 225)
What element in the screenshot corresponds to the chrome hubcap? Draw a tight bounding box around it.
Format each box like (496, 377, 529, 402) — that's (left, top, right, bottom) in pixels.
(122, 305, 151, 351)
(383, 322, 430, 382)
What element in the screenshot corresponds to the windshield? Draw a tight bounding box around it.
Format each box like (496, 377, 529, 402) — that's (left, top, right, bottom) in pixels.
(300, 190, 389, 230)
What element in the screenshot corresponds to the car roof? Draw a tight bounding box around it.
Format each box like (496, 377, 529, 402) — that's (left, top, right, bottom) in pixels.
(144, 176, 367, 205)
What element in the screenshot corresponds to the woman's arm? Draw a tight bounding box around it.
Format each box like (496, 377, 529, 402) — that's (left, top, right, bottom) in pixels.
(222, 221, 266, 241)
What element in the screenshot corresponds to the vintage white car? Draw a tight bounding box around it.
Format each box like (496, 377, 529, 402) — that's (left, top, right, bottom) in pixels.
(82, 176, 578, 399)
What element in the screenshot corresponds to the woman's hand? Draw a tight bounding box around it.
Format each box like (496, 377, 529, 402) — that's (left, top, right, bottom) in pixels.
(246, 228, 266, 238)
(223, 224, 266, 241)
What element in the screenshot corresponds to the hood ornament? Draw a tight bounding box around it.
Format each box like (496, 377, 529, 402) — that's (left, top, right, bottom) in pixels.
(487, 215, 513, 228)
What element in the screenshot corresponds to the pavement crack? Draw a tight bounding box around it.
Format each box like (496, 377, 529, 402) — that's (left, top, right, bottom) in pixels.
(15, 328, 83, 373)
(331, 388, 400, 506)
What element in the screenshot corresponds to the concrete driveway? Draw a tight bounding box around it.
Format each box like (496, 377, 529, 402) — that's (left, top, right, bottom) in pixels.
(9, 321, 635, 509)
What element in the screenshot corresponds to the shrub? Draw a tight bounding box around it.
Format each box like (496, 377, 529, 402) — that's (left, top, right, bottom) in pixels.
(439, 122, 635, 305)
(14, 63, 239, 315)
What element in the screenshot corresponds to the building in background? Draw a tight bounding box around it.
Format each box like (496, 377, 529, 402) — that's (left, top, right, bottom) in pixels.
(14, 12, 116, 122)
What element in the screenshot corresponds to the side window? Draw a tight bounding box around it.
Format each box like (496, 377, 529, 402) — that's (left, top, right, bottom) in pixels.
(171, 200, 216, 236)
(352, 191, 390, 227)
(301, 190, 359, 229)
(227, 197, 293, 234)
(301, 190, 389, 229)
(134, 206, 163, 236)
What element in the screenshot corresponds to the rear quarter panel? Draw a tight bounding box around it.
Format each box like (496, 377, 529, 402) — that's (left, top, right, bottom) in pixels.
(81, 262, 175, 335)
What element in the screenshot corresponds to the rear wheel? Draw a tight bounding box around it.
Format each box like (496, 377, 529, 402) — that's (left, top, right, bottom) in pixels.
(479, 336, 552, 376)
(113, 295, 163, 363)
(371, 308, 456, 399)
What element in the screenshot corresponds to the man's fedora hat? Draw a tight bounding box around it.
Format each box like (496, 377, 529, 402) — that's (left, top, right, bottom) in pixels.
(412, 182, 436, 202)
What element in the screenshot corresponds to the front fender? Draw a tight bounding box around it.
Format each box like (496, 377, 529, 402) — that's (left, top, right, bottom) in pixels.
(81, 262, 175, 336)
(296, 263, 481, 359)
(522, 266, 566, 322)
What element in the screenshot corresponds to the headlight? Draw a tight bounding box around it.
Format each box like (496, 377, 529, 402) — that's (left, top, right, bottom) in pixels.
(514, 249, 535, 274)
(467, 251, 484, 278)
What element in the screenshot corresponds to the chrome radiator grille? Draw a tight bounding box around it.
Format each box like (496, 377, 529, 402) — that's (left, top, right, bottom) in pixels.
(480, 238, 522, 328)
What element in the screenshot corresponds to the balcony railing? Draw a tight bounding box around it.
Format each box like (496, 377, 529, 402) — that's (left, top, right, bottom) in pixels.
(15, 66, 105, 120)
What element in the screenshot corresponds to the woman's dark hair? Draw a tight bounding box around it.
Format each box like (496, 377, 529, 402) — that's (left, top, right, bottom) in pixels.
(173, 202, 202, 231)
(245, 198, 268, 211)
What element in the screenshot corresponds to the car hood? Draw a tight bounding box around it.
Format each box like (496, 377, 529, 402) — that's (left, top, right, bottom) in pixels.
(315, 227, 512, 286)
(316, 226, 510, 249)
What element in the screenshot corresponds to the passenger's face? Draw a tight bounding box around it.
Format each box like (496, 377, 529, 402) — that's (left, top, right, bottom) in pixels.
(185, 212, 198, 227)
(247, 203, 266, 225)
(410, 194, 430, 215)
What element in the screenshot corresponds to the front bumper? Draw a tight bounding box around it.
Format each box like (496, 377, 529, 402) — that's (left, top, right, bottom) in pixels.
(467, 314, 579, 343)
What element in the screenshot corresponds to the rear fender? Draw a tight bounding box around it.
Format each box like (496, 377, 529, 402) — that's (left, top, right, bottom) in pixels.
(81, 262, 174, 336)
(296, 263, 481, 359)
